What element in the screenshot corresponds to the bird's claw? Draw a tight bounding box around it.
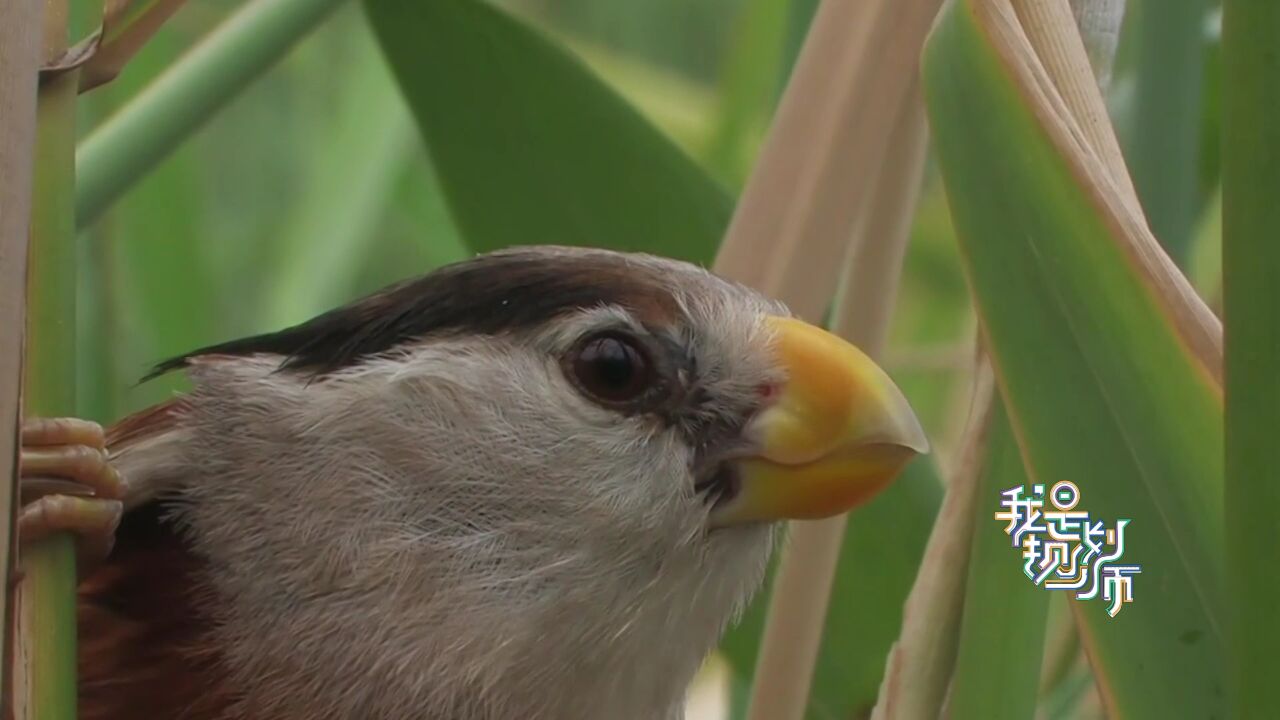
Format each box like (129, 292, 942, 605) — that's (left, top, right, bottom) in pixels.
(19, 418, 125, 574)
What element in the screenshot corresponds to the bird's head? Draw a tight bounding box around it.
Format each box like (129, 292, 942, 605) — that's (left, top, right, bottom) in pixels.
(133, 246, 926, 718)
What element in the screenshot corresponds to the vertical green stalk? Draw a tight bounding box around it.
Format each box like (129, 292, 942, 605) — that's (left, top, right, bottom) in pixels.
(1121, 0, 1209, 266)
(75, 0, 351, 228)
(14, 540, 77, 720)
(18, 0, 92, 716)
(1222, 1, 1280, 717)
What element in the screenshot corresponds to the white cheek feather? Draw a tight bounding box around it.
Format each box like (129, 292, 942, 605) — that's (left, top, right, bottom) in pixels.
(154, 333, 776, 720)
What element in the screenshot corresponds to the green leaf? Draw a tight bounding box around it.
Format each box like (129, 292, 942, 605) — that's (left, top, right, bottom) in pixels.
(923, 3, 1225, 717)
(363, 0, 732, 263)
(720, 457, 942, 719)
(560, 37, 718, 162)
(948, 401, 1049, 720)
(1222, 0, 1280, 714)
(1116, 0, 1212, 266)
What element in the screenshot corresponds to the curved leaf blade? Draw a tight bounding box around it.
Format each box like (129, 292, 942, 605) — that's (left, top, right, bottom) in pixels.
(948, 402, 1048, 720)
(922, 3, 1225, 716)
(364, 0, 732, 263)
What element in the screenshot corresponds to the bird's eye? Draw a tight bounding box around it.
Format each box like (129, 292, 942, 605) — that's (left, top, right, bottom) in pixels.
(566, 332, 656, 406)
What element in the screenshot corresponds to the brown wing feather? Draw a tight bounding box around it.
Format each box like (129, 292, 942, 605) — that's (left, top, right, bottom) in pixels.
(104, 398, 190, 450)
(80, 401, 237, 720)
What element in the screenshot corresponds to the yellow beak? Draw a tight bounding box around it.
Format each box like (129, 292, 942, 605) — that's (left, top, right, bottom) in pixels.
(711, 316, 928, 526)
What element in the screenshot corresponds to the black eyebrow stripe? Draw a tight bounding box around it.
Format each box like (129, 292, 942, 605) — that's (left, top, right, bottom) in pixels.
(145, 248, 683, 379)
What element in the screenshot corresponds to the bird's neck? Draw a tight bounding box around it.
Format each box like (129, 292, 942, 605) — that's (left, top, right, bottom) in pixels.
(77, 500, 770, 720)
(75, 502, 707, 720)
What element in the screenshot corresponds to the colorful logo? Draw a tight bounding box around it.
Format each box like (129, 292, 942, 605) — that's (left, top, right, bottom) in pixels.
(994, 481, 1140, 618)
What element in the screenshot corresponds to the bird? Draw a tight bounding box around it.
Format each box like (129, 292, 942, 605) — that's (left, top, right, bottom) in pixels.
(17, 245, 927, 720)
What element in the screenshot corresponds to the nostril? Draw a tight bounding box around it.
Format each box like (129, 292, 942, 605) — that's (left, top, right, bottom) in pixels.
(757, 382, 781, 403)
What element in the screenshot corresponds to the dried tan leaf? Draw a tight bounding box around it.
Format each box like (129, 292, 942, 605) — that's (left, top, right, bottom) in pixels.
(1067, 0, 1125, 89)
(742, 91, 929, 719)
(0, 0, 42, 708)
(39, 30, 101, 78)
(977, 0, 1222, 383)
(711, 0, 943, 709)
(870, 363, 992, 720)
(38, 0, 190, 91)
(80, 0, 189, 92)
(872, 6, 1133, 714)
(714, 0, 943, 320)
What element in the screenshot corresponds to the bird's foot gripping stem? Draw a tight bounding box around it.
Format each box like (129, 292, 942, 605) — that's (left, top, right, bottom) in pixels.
(19, 418, 125, 572)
